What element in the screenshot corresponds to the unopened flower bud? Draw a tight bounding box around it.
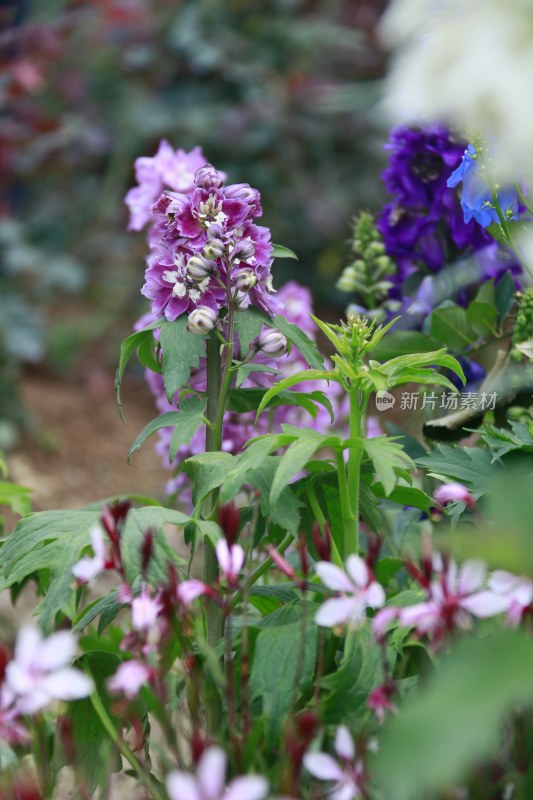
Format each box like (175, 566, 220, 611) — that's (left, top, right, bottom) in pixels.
(257, 328, 288, 357)
(234, 268, 257, 292)
(231, 239, 255, 262)
(224, 183, 259, 203)
(369, 241, 385, 256)
(187, 255, 215, 281)
(187, 306, 218, 334)
(194, 163, 224, 189)
(203, 239, 225, 260)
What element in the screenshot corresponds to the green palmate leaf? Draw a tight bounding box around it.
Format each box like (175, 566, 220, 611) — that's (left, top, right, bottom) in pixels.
(160, 316, 205, 402)
(374, 631, 533, 800)
(255, 370, 334, 420)
(271, 243, 298, 260)
(0, 506, 188, 632)
(250, 611, 317, 741)
(321, 623, 381, 724)
(430, 304, 478, 351)
(127, 396, 206, 464)
(356, 437, 415, 496)
(269, 431, 335, 506)
(270, 314, 324, 370)
(234, 306, 269, 354)
(417, 445, 495, 495)
(0, 481, 32, 517)
(115, 317, 165, 421)
(480, 420, 533, 459)
(372, 483, 433, 514)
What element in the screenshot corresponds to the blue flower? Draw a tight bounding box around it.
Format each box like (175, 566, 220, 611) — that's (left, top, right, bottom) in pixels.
(447, 144, 518, 228)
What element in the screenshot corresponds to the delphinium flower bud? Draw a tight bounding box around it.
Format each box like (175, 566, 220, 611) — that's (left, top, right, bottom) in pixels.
(234, 268, 257, 292)
(194, 163, 224, 189)
(203, 239, 226, 260)
(257, 328, 288, 357)
(187, 306, 218, 334)
(187, 254, 216, 282)
(231, 239, 255, 262)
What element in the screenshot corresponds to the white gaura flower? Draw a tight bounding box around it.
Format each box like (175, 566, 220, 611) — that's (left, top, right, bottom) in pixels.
(314, 556, 385, 628)
(166, 747, 268, 800)
(5, 627, 93, 715)
(72, 525, 106, 583)
(380, 0, 533, 183)
(304, 726, 364, 800)
(216, 540, 245, 585)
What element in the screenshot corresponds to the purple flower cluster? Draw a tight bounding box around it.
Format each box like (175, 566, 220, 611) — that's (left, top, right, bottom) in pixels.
(126, 143, 279, 322)
(377, 125, 492, 294)
(139, 282, 335, 499)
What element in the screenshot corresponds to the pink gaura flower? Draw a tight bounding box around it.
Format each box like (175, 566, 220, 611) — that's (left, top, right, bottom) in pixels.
(216, 540, 245, 585)
(4, 627, 93, 715)
(72, 525, 107, 583)
(314, 556, 385, 628)
(166, 746, 268, 800)
(488, 571, 533, 626)
(131, 587, 162, 632)
(107, 660, 152, 699)
(433, 482, 475, 508)
(304, 726, 364, 800)
(177, 579, 210, 607)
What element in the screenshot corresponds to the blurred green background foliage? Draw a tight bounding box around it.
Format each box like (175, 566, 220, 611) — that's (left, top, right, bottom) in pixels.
(0, 0, 388, 436)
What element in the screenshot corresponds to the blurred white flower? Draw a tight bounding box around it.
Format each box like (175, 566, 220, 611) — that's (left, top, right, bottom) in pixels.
(380, 0, 533, 183)
(5, 626, 93, 715)
(166, 747, 268, 800)
(72, 525, 106, 583)
(304, 726, 364, 800)
(314, 556, 385, 628)
(107, 660, 151, 699)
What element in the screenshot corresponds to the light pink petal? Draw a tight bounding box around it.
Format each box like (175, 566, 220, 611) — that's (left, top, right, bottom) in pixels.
(166, 772, 202, 800)
(216, 539, 231, 574)
(5, 662, 33, 697)
(197, 747, 227, 800)
(225, 776, 269, 800)
(345, 555, 369, 588)
(489, 570, 520, 594)
(230, 544, 245, 576)
(365, 582, 386, 609)
(372, 607, 399, 637)
(460, 591, 510, 618)
(38, 631, 77, 671)
(40, 668, 93, 701)
(332, 781, 360, 800)
(304, 752, 344, 781)
(315, 598, 354, 628)
(458, 560, 486, 595)
(399, 602, 439, 632)
(14, 626, 41, 668)
(335, 726, 355, 760)
(107, 661, 151, 698)
(90, 525, 107, 561)
(315, 562, 354, 593)
(178, 579, 208, 606)
(72, 556, 102, 583)
(15, 689, 50, 715)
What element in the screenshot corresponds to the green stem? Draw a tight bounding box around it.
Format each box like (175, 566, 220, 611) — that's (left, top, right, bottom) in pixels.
(336, 450, 353, 560)
(515, 183, 533, 218)
(345, 385, 363, 555)
(492, 191, 533, 281)
(307, 483, 342, 567)
(90, 691, 166, 800)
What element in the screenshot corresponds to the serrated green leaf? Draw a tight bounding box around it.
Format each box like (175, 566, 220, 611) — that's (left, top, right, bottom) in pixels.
(271, 243, 298, 260)
(255, 370, 334, 420)
(115, 317, 164, 421)
(417, 445, 494, 495)
(160, 316, 205, 401)
(430, 305, 477, 351)
(361, 437, 415, 496)
(466, 301, 497, 338)
(0, 481, 32, 517)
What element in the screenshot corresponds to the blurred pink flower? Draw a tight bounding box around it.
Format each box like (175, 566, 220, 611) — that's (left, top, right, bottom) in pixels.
(488, 571, 533, 627)
(314, 556, 385, 628)
(166, 746, 268, 800)
(107, 660, 152, 699)
(131, 587, 162, 632)
(216, 540, 245, 585)
(72, 525, 106, 583)
(433, 482, 475, 508)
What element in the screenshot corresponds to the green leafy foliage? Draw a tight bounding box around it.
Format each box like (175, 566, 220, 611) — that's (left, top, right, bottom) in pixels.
(0, 507, 191, 631)
(160, 317, 206, 402)
(270, 314, 324, 370)
(0, 480, 32, 518)
(127, 396, 207, 464)
(374, 631, 533, 800)
(115, 317, 164, 420)
(271, 244, 298, 260)
(417, 444, 495, 496)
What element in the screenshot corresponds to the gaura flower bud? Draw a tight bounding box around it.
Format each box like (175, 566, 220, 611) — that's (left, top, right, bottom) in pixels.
(203, 239, 225, 260)
(194, 163, 224, 189)
(187, 255, 215, 281)
(187, 306, 218, 335)
(231, 239, 255, 262)
(257, 328, 288, 357)
(234, 268, 257, 292)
